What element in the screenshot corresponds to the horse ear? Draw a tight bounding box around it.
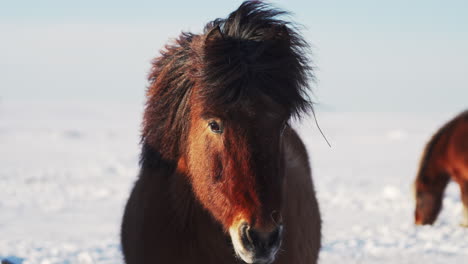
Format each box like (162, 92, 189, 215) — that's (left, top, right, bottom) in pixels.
(205, 25, 224, 44)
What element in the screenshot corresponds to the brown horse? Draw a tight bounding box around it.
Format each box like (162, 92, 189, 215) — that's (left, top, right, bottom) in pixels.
(414, 110, 468, 226)
(120, 2, 321, 264)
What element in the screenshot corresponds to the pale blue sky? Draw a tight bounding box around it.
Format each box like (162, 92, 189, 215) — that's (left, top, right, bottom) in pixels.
(1, 0, 467, 111)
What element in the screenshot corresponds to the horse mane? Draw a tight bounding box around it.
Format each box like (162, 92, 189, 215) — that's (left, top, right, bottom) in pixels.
(417, 110, 468, 182)
(142, 31, 195, 163)
(142, 1, 314, 164)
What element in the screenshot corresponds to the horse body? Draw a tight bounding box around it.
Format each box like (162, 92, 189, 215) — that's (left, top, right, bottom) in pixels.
(121, 2, 321, 263)
(414, 110, 468, 226)
(121, 128, 320, 264)
(277, 128, 321, 263)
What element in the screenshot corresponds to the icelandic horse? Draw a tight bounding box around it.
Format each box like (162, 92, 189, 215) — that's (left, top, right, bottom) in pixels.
(121, 2, 321, 263)
(414, 110, 468, 226)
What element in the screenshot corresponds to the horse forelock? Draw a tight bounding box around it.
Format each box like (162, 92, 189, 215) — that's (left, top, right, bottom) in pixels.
(194, 1, 314, 118)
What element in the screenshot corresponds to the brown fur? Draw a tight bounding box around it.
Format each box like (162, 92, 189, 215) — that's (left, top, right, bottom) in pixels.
(121, 1, 321, 264)
(121, 127, 320, 264)
(414, 110, 468, 225)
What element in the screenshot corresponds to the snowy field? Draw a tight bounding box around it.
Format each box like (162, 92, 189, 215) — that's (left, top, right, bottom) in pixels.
(1, 102, 467, 264)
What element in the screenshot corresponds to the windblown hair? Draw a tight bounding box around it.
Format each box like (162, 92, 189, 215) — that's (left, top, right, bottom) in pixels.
(142, 1, 313, 162)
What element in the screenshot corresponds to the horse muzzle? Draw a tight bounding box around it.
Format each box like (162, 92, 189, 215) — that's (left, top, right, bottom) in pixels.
(229, 221, 283, 264)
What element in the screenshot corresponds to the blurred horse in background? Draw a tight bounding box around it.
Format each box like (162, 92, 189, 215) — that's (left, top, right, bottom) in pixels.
(414, 110, 468, 226)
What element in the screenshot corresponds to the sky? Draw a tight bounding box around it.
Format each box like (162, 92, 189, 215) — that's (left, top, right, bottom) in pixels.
(1, 0, 467, 111)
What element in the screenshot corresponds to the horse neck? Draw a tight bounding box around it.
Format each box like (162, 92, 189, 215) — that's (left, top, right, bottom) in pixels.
(417, 122, 454, 183)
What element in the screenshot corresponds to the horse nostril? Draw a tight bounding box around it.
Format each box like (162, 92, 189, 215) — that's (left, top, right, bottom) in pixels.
(271, 211, 283, 225)
(240, 223, 254, 250)
(268, 226, 282, 247)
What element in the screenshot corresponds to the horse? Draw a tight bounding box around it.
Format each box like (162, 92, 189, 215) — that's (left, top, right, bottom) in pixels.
(414, 110, 468, 226)
(120, 2, 321, 264)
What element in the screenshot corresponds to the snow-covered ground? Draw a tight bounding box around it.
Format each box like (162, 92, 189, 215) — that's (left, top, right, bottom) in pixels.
(1, 102, 467, 263)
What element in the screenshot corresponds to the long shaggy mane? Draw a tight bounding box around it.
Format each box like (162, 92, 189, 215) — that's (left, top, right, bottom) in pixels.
(142, 1, 314, 163)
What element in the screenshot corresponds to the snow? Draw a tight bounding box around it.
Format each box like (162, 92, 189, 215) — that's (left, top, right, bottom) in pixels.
(1, 102, 467, 263)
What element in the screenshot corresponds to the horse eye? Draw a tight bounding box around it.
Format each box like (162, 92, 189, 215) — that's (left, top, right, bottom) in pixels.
(209, 121, 223, 134)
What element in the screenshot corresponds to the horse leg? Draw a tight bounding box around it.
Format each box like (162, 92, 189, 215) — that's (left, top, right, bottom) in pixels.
(460, 181, 468, 227)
